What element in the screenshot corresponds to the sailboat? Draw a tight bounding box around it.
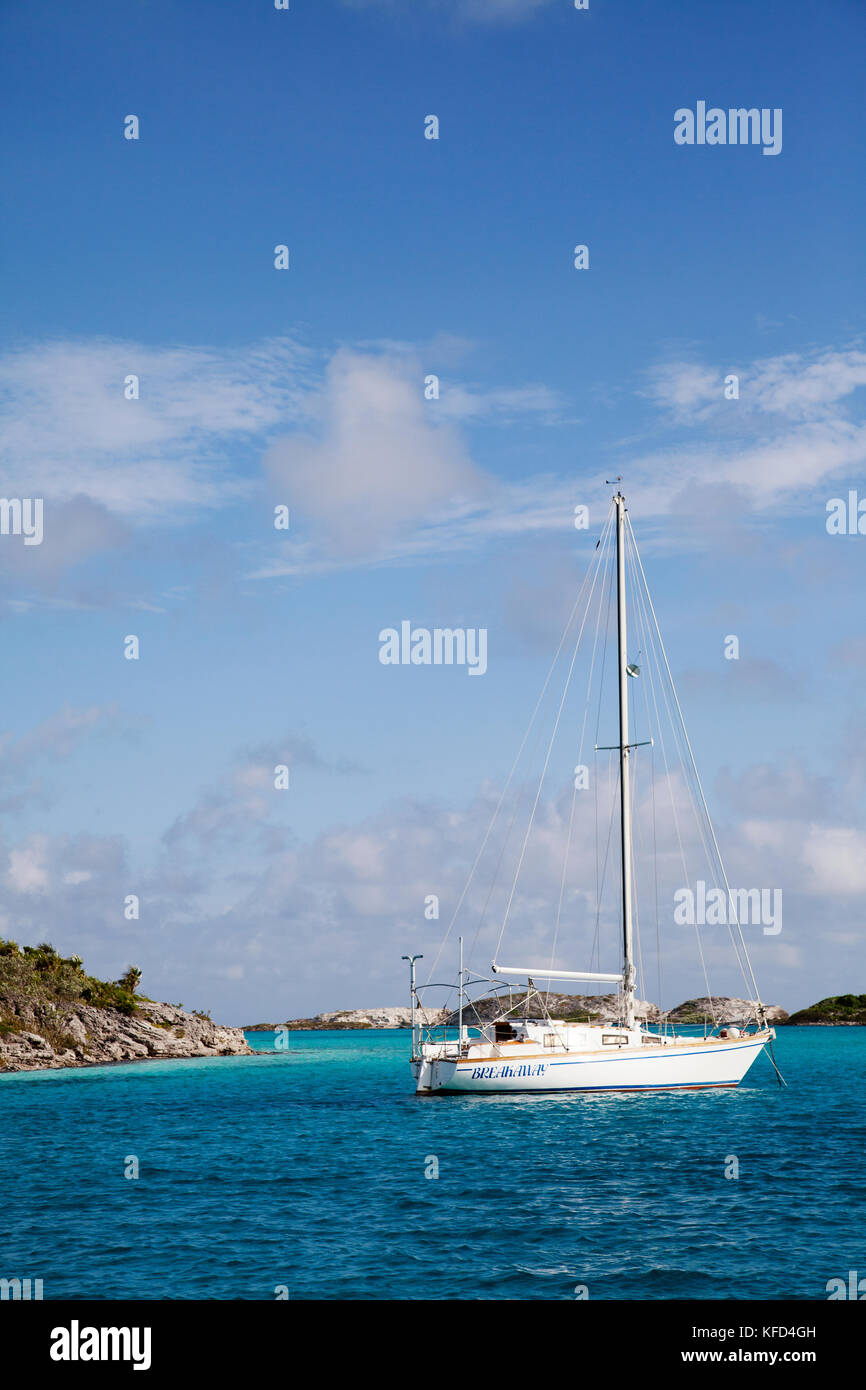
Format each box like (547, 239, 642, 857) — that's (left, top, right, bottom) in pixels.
(408, 490, 776, 1094)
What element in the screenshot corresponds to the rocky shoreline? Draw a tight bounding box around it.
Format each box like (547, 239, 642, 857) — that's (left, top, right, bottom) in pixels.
(785, 993, 866, 1025)
(247, 994, 793, 1032)
(245, 1004, 444, 1032)
(0, 998, 251, 1074)
(0, 938, 251, 1075)
(256, 993, 866, 1032)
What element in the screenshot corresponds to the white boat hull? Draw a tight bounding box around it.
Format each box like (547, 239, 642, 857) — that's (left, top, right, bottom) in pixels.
(412, 1031, 771, 1094)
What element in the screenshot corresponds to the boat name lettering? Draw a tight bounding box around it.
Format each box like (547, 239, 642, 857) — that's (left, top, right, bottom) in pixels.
(470, 1062, 548, 1080)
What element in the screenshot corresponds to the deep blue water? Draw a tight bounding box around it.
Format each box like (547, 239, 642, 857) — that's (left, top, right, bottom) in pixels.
(1, 1027, 864, 1300)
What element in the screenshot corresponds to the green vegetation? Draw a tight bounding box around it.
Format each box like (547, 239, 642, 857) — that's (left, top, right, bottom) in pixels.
(0, 938, 143, 1020)
(118, 966, 141, 996)
(786, 994, 866, 1025)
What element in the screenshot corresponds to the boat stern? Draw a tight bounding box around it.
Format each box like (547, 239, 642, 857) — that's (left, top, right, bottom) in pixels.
(411, 1054, 458, 1094)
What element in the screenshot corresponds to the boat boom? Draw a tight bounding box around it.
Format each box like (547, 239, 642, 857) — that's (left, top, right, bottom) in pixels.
(491, 963, 624, 984)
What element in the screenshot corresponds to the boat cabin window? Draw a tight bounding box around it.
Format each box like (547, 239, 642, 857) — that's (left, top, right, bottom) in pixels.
(544, 1034, 557, 1048)
(494, 1021, 517, 1042)
(602, 1033, 628, 1046)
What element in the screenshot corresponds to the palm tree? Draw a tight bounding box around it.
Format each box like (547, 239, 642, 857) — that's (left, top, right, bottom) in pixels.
(118, 966, 142, 995)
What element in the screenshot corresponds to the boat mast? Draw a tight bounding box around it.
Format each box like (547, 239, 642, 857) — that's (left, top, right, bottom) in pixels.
(614, 493, 636, 1030)
(402, 953, 422, 1058)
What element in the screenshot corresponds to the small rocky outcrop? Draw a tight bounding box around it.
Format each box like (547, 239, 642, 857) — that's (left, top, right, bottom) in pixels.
(784, 994, 866, 1025)
(0, 999, 251, 1073)
(667, 996, 788, 1025)
(247, 1004, 448, 1031)
(265, 992, 789, 1030)
(446, 992, 661, 1027)
(319, 1005, 446, 1028)
(1, 999, 250, 1073)
(0, 938, 250, 1073)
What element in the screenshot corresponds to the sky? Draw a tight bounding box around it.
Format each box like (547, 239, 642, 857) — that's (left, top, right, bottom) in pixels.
(0, 0, 864, 1023)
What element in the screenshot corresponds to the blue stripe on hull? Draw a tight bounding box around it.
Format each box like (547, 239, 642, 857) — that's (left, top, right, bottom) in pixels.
(450, 1039, 765, 1075)
(439, 1079, 741, 1093)
(429, 1038, 768, 1093)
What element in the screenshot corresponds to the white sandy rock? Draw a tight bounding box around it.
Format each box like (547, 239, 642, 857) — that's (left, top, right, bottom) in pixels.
(318, 1005, 447, 1028)
(0, 999, 251, 1074)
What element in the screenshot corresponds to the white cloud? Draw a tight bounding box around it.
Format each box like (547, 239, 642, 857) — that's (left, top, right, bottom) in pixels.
(625, 419, 866, 519)
(252, 341, 866, 575)
(622, 347, 866, 520)
(801, 825, 866, 895)
(642, 362, 721, 416)
(247, 474, 578, 577)
(7, 837, 51, 894)
(0, 703, 130, 812)
(160, 733, 350, 860)
(645, 349, 866, 424)
(263, 348, 492, 557)
(0, 336, 313, 522)
(739, 817, 866, 898)
(749, 351, 866, 419)
(437, 381, 565, 424)
(4, 723, 864, 1020)
(6, 334, 863, 587)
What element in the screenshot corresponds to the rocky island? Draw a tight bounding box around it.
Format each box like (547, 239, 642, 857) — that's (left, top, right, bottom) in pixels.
(784, 994, 866, 1025)
(443, 993, 789, 1027)
(0, 939, 251, 1074)
(245, 1005, 445, 1031)
(248, 993, 791, 1031)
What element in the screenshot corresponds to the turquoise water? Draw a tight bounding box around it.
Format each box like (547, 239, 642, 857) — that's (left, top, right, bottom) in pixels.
(1, 1027, 863, 1300)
